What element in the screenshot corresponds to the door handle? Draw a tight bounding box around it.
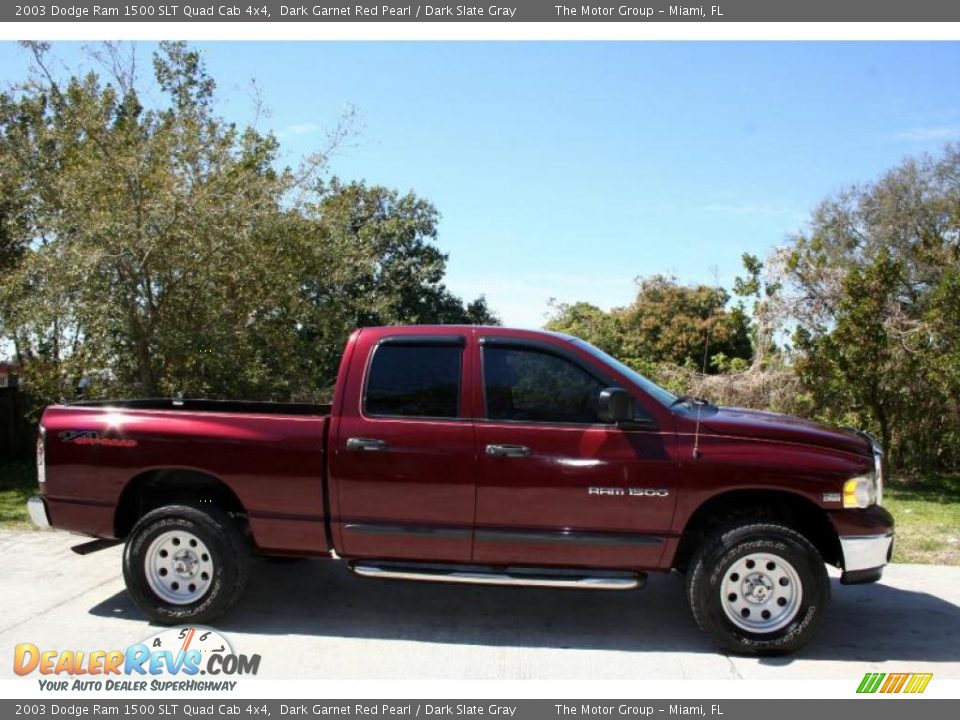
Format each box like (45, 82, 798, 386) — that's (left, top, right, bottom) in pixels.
(485, 444, 531, 458)
(346, 437, 388, 452)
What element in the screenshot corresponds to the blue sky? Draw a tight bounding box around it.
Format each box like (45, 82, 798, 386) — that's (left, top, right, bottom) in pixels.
(3, 41, 959, 327)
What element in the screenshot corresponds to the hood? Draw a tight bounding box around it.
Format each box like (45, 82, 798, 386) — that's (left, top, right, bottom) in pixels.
(701, 406, 871, 456)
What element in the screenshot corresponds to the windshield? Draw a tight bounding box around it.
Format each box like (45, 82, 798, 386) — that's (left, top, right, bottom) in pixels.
(569, 338, 679, 408)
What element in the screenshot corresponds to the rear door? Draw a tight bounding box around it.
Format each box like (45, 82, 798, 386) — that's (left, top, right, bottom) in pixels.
(472, 336, 678, 569)
(329, 332, 475, 562)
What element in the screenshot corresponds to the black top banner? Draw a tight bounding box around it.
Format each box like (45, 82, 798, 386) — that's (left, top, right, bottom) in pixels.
(5, 0, 960, 23)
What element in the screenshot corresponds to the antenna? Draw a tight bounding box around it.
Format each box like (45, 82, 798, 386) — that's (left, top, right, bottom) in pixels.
(692, 267, 720, 460)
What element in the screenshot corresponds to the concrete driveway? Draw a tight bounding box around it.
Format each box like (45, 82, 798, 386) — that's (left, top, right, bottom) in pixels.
(1, 529, 959, 680)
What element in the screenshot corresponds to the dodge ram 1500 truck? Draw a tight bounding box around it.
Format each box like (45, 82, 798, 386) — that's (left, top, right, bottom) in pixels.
(28, 325, 894, 655)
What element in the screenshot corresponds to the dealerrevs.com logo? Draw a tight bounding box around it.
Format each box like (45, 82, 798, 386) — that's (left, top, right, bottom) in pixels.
(14, 627, 260, 691)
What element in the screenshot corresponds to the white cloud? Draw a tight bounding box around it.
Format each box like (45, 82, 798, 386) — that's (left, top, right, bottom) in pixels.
(895, 126, 960, 141)
(703, 202, 785, 217)
(701, 202, 806, 226)
(277, 122, 321, 137)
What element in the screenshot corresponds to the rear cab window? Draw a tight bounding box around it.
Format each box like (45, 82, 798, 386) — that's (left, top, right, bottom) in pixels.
(364, 341, 463, 419)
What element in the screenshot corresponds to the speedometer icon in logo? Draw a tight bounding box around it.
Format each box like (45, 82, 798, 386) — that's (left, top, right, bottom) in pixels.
(145, 626, 233, 663)
(139, 625, 261, 677)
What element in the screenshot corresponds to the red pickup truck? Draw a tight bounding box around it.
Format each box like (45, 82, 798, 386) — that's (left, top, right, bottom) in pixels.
(28, 325, 893, 655)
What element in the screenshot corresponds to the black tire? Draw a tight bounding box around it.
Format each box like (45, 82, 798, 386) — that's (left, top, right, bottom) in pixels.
(686, 521, 829, 656)
(123, 504, 249, 624)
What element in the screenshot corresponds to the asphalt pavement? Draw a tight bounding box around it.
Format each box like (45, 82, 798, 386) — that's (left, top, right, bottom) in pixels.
(1, 529, 958, 680)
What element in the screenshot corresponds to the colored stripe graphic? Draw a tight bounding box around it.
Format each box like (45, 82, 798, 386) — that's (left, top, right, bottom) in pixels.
(880, 673, 908, 693)
(904, 673, 933, 694)
(856, 673, 876, 693)
(856, 672, 932, 694)
(857, 673, 885, 693)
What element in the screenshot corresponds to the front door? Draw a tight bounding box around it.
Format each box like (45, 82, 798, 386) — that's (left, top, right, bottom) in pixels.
(473, 339, 678, 569)
(330, 334, 475, 562)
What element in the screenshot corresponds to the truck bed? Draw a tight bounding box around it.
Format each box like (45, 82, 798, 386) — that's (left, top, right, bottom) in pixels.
(40, 399, 332, 555)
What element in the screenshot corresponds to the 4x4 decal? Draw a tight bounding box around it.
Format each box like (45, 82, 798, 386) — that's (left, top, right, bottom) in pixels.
(59, 430, 137, 448)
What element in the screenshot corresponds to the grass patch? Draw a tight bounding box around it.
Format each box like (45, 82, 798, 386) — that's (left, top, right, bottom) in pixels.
(0, 457, 37, 530)
(884, 474, 960, 565)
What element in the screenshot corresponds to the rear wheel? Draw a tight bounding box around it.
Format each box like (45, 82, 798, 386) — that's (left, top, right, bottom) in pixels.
(123, 504, 249, 624)
(686, 521, 829, 655)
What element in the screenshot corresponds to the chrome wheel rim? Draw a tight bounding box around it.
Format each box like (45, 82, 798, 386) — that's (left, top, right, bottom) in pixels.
(720, 552, 802, 633)
(145, 530, 213, 605)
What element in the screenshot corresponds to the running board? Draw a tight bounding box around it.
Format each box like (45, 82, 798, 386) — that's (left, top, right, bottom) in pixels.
(349, 561, 644, 590)
(71, 538, 123, 555)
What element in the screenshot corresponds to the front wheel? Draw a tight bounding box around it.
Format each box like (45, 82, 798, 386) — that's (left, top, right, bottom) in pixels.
(123, 504, 249, 624)
(686, 522, 829, 656)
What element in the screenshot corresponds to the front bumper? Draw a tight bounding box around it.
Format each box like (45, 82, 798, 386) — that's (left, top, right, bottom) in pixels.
(829, 504, 894, 584)
(840, 532, 894, 584)
(27, 496, 51, 530)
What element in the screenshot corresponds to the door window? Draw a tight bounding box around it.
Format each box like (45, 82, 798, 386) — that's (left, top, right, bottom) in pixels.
(483, 346, 605, 424)
(365, 344, 462, 418)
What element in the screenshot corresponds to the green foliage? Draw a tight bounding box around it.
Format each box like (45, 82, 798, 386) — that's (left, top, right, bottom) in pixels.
(0, 43, 494, 406)
(785, 146, 960, 471)
(541, 146, 960, 480)
(544, 301, 625, 356)
(0, 458, 36, 530)
(616, 275, 752, 371)
(883, 475, 960, 565)
(546, 276, 753, 374)
(732, 252, 781, 369)
(710, 352, 749, 374)
(530, 150, 960, 477)
(732, 253, 763, 299)
(4, 45, 959, 482)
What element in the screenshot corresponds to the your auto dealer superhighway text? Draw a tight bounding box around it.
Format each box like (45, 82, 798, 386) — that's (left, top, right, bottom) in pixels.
(280, 706, 517, 717)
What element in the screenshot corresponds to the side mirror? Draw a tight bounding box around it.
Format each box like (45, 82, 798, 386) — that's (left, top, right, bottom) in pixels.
(598, 387, 634, 424)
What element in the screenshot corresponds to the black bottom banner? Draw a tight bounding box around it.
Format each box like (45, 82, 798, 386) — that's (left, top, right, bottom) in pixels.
(2, 700, 957, 720)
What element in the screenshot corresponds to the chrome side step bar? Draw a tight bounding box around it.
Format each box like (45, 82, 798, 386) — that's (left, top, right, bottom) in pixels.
(349, 561, 644, 590)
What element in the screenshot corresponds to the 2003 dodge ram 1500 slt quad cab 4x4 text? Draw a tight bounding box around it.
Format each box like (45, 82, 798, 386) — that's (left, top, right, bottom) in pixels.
(28, 325, 894, 655)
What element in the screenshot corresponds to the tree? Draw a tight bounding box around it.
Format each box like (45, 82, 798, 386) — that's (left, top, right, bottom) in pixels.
(0, 42, 494, 405)
(294, 180, 499, 392)
(732, 252, 783, 370)
(309, 180, 498, 327)
(545, 276, 753, 379)
(615, 275, 752, 372)
(782, 146, 960, 469)
(544, 301, 624, 356)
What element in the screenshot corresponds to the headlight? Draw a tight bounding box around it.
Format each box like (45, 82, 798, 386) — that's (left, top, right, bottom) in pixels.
(843, 474, 877, 509)
(846, 430, 884, 508)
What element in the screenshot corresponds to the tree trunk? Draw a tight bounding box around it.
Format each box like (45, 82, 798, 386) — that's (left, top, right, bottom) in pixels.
(872, 401, 892, 468)
(136, 338, 155, 396)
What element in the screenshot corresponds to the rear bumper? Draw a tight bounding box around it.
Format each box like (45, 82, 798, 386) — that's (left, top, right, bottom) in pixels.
(27, 496, 51, 530)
